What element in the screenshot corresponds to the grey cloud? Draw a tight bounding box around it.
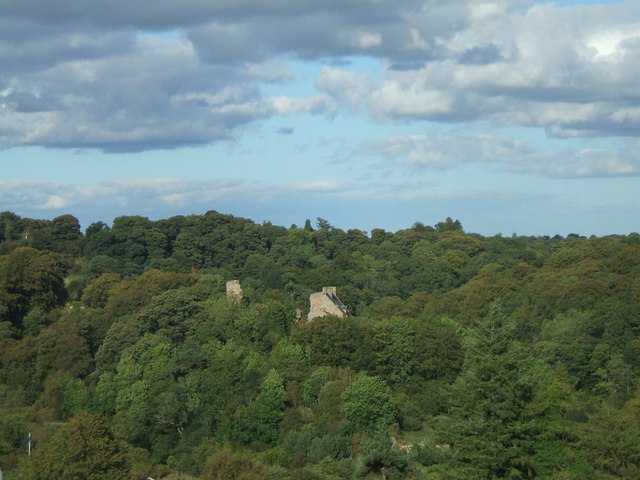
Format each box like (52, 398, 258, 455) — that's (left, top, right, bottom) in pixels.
(0, 37, 331, 152)
(1, 90, 62, 114)
(0, 20, 135, 75)
(459, 43, 506, 65)
(185, 16, 415, 65)
(165, 1, 514, 65)
(1, 0, 639, 151)
(0, 0, 423, 32)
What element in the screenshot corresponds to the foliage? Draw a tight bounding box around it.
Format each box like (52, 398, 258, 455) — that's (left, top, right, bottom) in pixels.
(341, 375, 396, 434)
(200, 446, 272, 480)
(437, 306, 537, 479)
(0, 247, 68, 326)
(14, 411, 130, 480)
(1, 210, 639, 479)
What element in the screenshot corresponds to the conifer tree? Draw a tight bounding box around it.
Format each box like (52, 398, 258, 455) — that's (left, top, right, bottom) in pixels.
(438, 305, 536, 479)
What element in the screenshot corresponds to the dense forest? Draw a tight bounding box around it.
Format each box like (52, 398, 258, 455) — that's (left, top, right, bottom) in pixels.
(0, 210, 639, 480)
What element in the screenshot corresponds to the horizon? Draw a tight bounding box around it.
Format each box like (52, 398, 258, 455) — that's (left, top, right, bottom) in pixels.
(6, 208, 639, 240)
(2, 0, 639, 237)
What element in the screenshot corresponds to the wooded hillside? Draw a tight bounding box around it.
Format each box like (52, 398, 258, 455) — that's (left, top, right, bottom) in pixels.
(1, 210, 639, 479)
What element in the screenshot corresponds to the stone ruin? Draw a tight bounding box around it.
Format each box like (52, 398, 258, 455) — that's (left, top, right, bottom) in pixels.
(226, 280, 243, 303)
(308, 286, 348, 321)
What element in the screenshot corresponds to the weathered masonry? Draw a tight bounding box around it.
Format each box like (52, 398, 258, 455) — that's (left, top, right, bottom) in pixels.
(308, 286, 348, 321)
(226, 280, 243, 303)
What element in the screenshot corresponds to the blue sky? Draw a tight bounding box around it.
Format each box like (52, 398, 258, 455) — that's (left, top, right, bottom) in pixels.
(1, 0, 639, 236)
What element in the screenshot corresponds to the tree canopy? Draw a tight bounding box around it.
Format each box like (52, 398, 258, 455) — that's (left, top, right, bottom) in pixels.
(1, 210, 639, 479)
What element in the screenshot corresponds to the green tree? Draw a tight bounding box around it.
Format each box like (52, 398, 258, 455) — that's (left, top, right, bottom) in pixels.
(341, 375, 396, 434)
(35, 319, 94, 382)
(81, 272, 122, 308)
(83, 221, 117, 259)
(357, 434, 413, 480)
(0, 247, 68, 326)
(231, 369, 287, 447)
(270, 338, 309, 382)
(104, 269, 196, 318)
(15, 411, 130, 480)
(579, 402, 640, 478)
(0, 211, 24, 238)
(293, 317, 372, 369)
(134, 288, 204, 344)
(371, 317, 416, 384)
(49, 214, 82, 255)
(112, 334, 179, 449)
(201, 446, 271, 480)
(438, 306, 536, 479)
(435, 217, 463, 233)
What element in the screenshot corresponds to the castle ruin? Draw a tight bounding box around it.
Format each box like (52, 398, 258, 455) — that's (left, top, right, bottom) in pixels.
(308, 287, 348, 321)
(226, 280, 243, 303)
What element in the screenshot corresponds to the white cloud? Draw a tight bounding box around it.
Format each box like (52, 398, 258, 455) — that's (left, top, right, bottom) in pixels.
(0, 178, 253, 212)
(39, 194, 70, 209)
(267, 95, 336, 116)
(359, 132, 640, 178)
(315, 67, 374, 106)
(506, 146, 640, 178)
(370, 80, 455, 118)
(366, 2, 640, 136)
(1, 170, 637, 236)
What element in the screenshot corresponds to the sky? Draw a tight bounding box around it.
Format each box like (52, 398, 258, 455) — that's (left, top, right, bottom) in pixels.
(1, 0, 639, 237)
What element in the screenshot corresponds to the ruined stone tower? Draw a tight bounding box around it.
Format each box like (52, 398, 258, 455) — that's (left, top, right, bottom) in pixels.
(308, 286, 348, 321)
(226, 280, 243, 303)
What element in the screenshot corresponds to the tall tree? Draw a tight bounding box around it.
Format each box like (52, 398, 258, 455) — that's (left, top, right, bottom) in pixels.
(438, 306, 537, 479)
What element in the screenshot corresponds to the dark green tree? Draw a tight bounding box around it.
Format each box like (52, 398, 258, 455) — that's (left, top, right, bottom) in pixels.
(0, 211, 25, 248)
(371, 317, 416, 384)
(0, 247, 68, 326)
(357, 434, 413, 480)
(435, 217, 463, 233)
(438, 306, 537, 479)
(49, 214, 82, 255)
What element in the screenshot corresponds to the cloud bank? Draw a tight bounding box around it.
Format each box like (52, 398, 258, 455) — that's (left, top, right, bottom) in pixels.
(5, 173, 636, 237)
(359, 134, 640, 178)
(1, 0, 638, 155)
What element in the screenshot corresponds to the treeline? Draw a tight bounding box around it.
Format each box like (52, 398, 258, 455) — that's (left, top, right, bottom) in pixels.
(0, 210, 639, 479)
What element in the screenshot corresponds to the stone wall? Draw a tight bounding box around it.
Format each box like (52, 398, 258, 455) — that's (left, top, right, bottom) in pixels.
(308, 286, 348, 321)
(226, 280, 243, 303)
